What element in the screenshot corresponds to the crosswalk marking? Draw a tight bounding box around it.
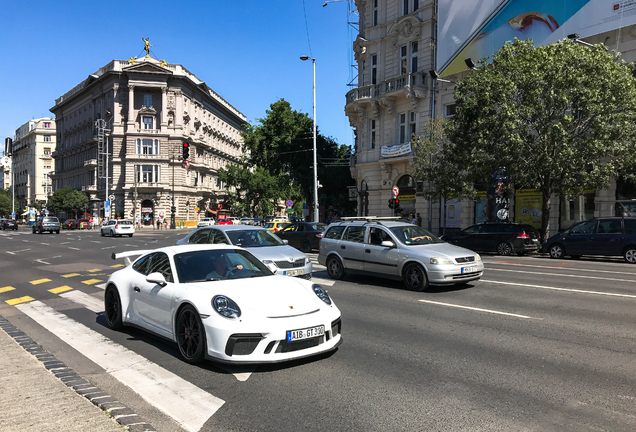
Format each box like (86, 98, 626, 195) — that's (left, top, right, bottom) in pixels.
(59, 290, 103, 313)
(48, 286, 73, 294)
(81, 279, 102, 285)
(61, 273, 81, 278)
(6, 296, 35, 305)
(16, 301, 225, 432)
(87, 269, 102, 273)
(29, 278, 51, 285)
(0, 286, 16, 293)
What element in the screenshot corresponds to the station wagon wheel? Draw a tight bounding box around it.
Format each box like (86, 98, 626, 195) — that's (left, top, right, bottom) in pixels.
(300, 240, 311, 253)
(403, 263, 429, 292)
(176, 305, 206, 363)
(496, 242, 512, 256)
(624, 247, 636, 263)
(104, 286, 123, 330)
(549, 244, 564, 259)
(326, 256, 345, 280)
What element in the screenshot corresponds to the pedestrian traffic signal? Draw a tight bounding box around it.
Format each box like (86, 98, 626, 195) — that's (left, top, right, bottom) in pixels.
(182, 141, 190, 160)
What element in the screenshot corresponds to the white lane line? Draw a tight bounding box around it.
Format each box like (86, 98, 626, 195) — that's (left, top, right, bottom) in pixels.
(486, 267, 636, 283)
(95, 283, 107, 290)
(418, 299, 535, 319)
(68, 247, 80, 250)
(16, 301, 224, 432)
(35, 255, 62, 265)
(59, 290, 103, 313)
(311, 277, 336, 286)
(488, 261, 636, 276)
(481, 279, 636, 298)
(7, 248, 31, 254)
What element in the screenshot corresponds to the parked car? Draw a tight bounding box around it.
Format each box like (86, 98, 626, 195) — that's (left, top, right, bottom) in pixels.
(440, 222, 541, 256)
(239, 218, 253, 225)
(217, 219, 233, 225)
(32, 216, 61, 234)
(197, 217, 216, 228)
(100, 219, 135, 237)
(228, 217, 241, 224)
(276, 222, 326, 252)
(62, 219, 75, 230)
(106, 244, 341, 364)
(1, 219, 18, 230)
(318, 217, 483, 291)
(70, 219, 90, 230)
(273, 216, 289, 222)
(542, 217, 636, 263)
(176, 225, 312, 279)
(264, 221, 291, 233)
(253, 217, 263, 226)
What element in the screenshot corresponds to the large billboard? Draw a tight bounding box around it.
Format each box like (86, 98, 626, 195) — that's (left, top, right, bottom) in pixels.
(438, 0, 636, 77)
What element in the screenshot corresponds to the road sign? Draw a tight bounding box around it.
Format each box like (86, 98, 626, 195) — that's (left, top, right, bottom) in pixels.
(286, 200, 294, 208)
(109, 194, 115, 201)
(392, 186, 400, 197)
(166, 195, 172, 201)
(182, 160, 190, 169)
(194, 207, 200, 212)
(104, 200, 111, 220)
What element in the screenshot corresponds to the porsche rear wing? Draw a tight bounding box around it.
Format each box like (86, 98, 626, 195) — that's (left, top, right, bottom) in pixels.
(111, 250, 152, 266)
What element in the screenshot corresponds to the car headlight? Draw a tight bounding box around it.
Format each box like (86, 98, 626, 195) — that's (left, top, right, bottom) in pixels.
(212, 295, 241, 319)
(305, 257, 311, 265)
(312, 284, 332, 305)
(430, 257, 453, 265)
(476, 254, 482, 261)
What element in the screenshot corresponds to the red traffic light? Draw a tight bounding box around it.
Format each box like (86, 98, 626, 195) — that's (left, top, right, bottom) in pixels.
(395, 199, 399, 204)
(183, 142, 189, 148)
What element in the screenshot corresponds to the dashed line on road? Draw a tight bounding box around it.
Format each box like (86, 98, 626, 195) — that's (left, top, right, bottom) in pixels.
(0, 286, 16, 293)
(6, 296, 34, 305)
(418, 299, 536, 319)
(6, 249, 31, 254)
(82, 279, 102, 285)
(30, 278, 51, 285)
(481, 279, 636, 298)
(486, 267, 636, 283)
(62, 273, 81, 278)
(48, 286, 73, 294)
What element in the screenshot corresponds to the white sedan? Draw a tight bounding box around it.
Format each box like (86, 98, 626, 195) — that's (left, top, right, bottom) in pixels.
(197, 217, 216, 227)
(104, 244, 342, 364)
(101, 219, 135, 237)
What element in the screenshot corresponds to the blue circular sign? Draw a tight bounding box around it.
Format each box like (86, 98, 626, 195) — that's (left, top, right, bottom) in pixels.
(286, 200, 293, 207)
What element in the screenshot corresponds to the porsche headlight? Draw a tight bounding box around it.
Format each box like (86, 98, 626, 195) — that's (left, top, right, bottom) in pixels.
(312, 284, 332, 305)
(430, 257, 453, 265)
(212, 295, 241, 319)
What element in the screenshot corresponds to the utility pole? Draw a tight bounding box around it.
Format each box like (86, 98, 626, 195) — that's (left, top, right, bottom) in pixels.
(96, 118, 111, 221)
(171, 152, 176, 229)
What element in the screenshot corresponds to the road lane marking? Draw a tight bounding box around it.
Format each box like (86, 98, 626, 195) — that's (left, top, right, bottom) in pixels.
(87, 269, 102, 273)
(0, 286, 16, 293)
(59, 290, 103, 313)
(82, 279, 102, 285)
(49, 286, 73, 294)
(111, 264, 125, 268)
(30, 278, 51, 285)
(68, 247, 80, 250)
(6, 296, 35, 305)
(62, 273, 81, 278)
(481, 279, 636, 298)
(15, 301, 225, 432)
(418, 300, 535, 319)
(485, 268, 636, 283)
(311, 277, 336, 286)
(489, 261, 636, 275)
(95, 283, 107, 290)
(6, 249, 31, 254)
(35, 255, 62, 264)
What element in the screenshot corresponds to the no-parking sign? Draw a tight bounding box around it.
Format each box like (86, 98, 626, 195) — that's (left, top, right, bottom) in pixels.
(286, 200, 293, 208)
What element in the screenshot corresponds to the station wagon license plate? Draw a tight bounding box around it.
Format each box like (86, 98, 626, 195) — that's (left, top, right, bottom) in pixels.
(287, 325, 325, 341)
(284, 269, 304, 277)
(461, 266, 478, 274)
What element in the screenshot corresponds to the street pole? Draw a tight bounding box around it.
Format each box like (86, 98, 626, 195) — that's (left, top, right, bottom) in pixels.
(170, 153, 176, 229)
(300, 55, 319, 223)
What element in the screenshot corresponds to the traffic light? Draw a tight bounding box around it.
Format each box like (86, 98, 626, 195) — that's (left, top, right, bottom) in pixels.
(388, 199, 394, 209)
(394, 198, 399, 207)
(182, 141, 190, 160)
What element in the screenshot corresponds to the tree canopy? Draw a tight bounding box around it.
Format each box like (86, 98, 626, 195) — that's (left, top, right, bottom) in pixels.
(47, 187, 89, 218)
(448, 38, 636, 239)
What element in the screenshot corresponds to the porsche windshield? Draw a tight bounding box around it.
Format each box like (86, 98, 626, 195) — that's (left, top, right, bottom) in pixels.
(174, 249, 273, 283)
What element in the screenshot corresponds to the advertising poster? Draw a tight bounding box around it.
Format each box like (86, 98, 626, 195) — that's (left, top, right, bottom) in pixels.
(515, 189, 543, 229)
(442, 198, 463, 228)
(486, 181, 511, 222)
(475, 191, 488, 224)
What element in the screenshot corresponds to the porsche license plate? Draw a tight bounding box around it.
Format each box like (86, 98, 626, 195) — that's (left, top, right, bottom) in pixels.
(287, 325, 325, 341)
(284, 269, 304, 277)
(461, 266, 478, 274)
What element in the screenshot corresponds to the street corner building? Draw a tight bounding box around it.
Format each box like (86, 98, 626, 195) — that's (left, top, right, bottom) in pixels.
(49, 53, 245, 225)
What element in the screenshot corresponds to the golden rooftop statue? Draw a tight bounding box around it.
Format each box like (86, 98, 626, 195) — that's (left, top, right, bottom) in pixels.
(142, 37, 151, 57)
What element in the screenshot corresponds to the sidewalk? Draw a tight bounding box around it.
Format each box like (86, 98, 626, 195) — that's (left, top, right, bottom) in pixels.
(0, 315, 155, 432)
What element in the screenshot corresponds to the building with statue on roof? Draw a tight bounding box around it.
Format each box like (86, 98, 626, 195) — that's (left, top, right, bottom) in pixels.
(50, 40, 245, 225)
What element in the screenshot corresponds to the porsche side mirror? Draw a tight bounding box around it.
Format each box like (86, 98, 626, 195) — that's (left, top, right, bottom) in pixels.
(146, 272, 167, 287)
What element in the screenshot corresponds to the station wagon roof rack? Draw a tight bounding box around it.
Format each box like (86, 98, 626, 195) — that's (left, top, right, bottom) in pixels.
(339, 216, 404, 225)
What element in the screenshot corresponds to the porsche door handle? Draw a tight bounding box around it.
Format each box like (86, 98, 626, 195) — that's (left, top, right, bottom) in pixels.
(133, 286, 140, 292)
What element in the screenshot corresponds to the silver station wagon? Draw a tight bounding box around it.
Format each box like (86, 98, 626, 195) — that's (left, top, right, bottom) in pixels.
(318, 217, 484, 291)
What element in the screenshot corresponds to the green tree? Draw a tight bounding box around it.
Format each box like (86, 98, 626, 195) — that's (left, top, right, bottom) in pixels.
(47, 187, 89, 218)
(0, 189, 12, 217)
(449, 38, 636, 240)
(412, 117, 475, 234)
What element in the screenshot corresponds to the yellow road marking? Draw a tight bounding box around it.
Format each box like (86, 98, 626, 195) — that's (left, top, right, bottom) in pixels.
(30, 279, 51, 285)
(49, 286, 73, 294)
(0, 286, 16, 294)
(6, 296, 35, 305)
(82, 279, 102, 285)
(62, 273, 81, 278)
(87, 269, 102, 273)
(111, 264, 124, 268)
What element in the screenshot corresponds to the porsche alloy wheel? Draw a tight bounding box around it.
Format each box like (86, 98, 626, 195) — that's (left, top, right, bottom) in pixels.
(326, 256, 345, 280)
(104, 286, 123, 330)
(177, 305, 206, 363)
(403, 263, 429, 292)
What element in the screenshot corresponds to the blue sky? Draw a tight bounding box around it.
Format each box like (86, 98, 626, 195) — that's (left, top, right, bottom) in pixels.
(0, 0, 357, 153)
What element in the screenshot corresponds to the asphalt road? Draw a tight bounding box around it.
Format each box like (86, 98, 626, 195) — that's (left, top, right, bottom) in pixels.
(1, 227, 635, 431)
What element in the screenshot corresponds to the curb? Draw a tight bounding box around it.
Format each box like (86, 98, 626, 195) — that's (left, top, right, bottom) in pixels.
(0, 314, 157, 432)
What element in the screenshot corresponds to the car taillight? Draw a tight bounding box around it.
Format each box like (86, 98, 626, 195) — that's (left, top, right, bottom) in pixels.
(517, 232, 530, 239)
(115, 224, 119, 229)
(316, 233, 322, 238)
(274, 228, 279, 232)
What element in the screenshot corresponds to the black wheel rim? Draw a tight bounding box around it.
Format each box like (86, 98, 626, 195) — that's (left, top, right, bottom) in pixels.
(105, 289, 120, 326)
(328, 259, 341, 277)
(177, 309, 202, 360)
(405, 266, 422, 289)
(626, 249, 636, 263)
(550, 246, 562, 258)
(498, 243, 511, 255)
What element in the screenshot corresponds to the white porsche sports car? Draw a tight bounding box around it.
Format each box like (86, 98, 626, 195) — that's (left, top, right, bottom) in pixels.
(104, 244, 342, 364)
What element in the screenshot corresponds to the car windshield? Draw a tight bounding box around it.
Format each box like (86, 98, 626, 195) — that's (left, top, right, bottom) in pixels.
(389, 225, 443, 245)
(174, 248, 273, 282)
(43, 217, 59, 223)
(226, 229, 284, 247)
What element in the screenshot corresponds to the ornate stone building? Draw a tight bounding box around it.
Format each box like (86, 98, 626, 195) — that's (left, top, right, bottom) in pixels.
(50, 54, 244, 224)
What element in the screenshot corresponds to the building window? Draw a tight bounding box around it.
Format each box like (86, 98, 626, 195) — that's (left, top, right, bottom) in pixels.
(413, 0, 419, 11)
(44, 148, 51, 156)
(143, 117, 153, 130)
(399, 113, 407, 143)
(136, 165, 159, 183)
(144, 94, 152, 107)
(400, 45, 407, 75)
(369, 119, 376, 150)
(409, 112, 416, 139)
(403, 0, 409, 15)
(371, 55, 377, 85)
(137, 139, 159, 155)
(44, 122, 51, 128)
(444, 104, 457, 118)
(373, 0, 378, 26)
(44, 136, 51, 142)
(410, 42, 418, 73)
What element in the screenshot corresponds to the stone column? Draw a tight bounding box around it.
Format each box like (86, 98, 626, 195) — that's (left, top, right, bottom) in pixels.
(112, 84, 120, 125)
(128, 85, 135, 126)
(161, 86, 168, 129)
(175, 89, 183, 130)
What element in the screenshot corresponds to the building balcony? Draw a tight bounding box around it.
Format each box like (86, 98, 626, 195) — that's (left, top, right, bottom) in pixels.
(345, 72, 428, 106)
(84, 159, 97, 167)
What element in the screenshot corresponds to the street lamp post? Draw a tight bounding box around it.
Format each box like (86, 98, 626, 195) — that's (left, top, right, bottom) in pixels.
(300, 55, 319, 223)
